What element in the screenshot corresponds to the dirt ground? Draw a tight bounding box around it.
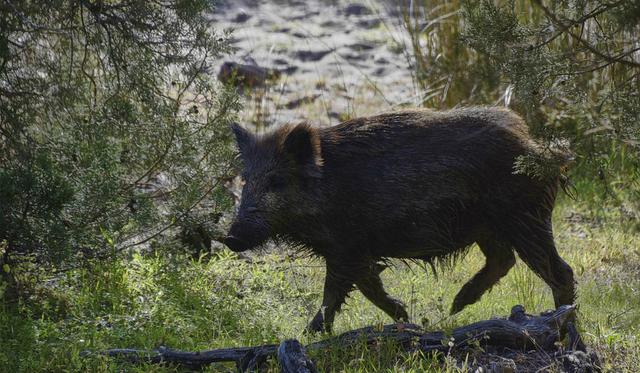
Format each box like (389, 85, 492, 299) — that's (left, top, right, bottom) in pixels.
(210, 0, 418, 129)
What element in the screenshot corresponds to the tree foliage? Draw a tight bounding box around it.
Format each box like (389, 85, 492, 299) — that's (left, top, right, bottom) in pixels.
(0, 0, 240, 278)
(404, 0, 639, 207)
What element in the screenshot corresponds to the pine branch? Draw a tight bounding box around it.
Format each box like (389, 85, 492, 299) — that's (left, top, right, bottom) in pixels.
(532, 0, 640, 68)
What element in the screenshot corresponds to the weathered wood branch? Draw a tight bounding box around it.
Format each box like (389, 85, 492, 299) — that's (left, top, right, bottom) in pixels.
(278, 339, 317, 373)
(84, 345, 278, 371)
(85, 305, 592, 372)
(307, 304, 577, 354)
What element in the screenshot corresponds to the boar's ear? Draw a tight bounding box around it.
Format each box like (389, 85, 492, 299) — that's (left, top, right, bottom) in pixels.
(282, 123, 323, 178)
(230, 122, 254, 156)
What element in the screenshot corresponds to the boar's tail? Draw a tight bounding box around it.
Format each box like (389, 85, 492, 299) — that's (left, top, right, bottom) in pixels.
(555, 149, 576, 200)
(520, 143, 576, 200)
(559, 172, 576, 200)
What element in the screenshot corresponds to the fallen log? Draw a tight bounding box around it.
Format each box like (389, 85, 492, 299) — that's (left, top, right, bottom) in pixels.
(84, 345, 278, 371)
(84, 305, 598, 372)
(307, 304, 577, 354)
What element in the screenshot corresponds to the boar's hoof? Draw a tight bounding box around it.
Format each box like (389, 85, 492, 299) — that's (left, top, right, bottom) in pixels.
(450, 298, 468, 315)
(305, 314, 330, 334)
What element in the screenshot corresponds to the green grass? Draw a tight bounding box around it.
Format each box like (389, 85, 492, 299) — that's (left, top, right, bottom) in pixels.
(1, 195, 639, 372)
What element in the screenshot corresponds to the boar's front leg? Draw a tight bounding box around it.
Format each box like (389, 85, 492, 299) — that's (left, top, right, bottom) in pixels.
(355, 263, 409, 322)
(306, 262, 355, 333)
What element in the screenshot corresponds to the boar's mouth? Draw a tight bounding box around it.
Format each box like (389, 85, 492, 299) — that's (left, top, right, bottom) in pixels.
(224, 221, 269, 252)
(225, 206, 271, 252)
(223, 235, 259, 252)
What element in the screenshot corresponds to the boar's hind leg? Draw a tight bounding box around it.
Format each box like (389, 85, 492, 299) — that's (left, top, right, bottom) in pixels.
(355, 264, 409, 322)
(508, 217, 576, 308)
(450, 239, 516, 314)
(306, 264, 356, 333)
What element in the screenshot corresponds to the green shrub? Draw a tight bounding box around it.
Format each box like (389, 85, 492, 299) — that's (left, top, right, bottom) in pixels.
(0, 0, 240, 293)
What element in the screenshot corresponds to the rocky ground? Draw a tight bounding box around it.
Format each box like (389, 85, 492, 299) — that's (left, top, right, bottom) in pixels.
(210, 0, 419, 130)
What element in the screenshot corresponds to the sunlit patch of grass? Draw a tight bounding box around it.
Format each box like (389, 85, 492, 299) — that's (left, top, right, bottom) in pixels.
(1, 194, 639, 371)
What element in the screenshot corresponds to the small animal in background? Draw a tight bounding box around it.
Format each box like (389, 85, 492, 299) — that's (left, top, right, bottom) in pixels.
(225, 107, 575, 333)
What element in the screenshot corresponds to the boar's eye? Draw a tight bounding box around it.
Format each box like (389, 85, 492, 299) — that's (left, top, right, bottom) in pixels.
(267, 174, 287, 191)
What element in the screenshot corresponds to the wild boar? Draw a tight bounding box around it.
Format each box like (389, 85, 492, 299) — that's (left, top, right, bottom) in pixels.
(225, 107, 575, 332)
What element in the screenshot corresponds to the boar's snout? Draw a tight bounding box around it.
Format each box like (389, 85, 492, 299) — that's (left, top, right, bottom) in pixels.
(224, 213, 269, 252)
(223, 234, 253, 252)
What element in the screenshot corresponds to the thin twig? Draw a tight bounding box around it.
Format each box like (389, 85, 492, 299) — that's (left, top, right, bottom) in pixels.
(532, 0, 640, 68)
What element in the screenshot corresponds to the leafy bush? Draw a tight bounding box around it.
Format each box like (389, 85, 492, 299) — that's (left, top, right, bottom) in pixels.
(0, 0, 240, 290)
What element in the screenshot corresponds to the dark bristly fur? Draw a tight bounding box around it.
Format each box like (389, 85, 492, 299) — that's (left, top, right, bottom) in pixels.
(225, 107, 576, 333)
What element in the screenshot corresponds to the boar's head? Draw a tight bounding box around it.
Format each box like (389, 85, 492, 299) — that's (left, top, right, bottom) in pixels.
(224, 123, 323, 252)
